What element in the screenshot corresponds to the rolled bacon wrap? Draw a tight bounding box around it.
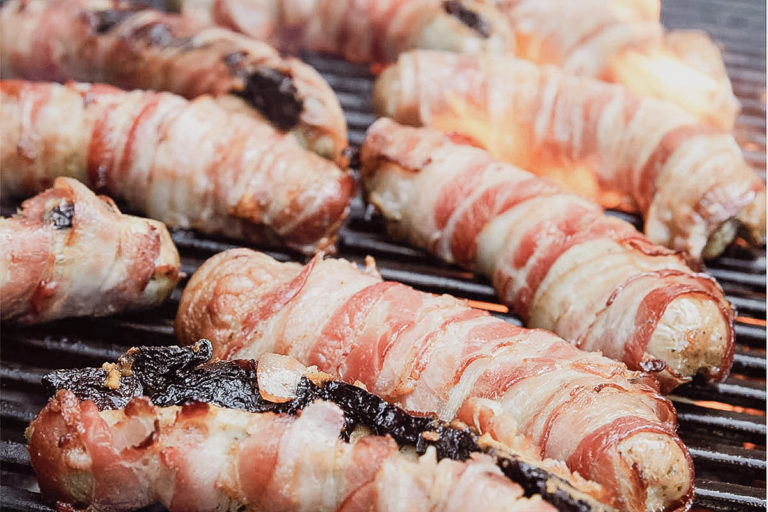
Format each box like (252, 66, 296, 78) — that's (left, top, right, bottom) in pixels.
(0, 0, 347, 163)
(29, 390, 554, 511)
(1, 177, 180, 324)
(373, 50, 766, 259)
(361, 118, 734, 391)
(493, 0, 738, 129)
(176, 248, 695, 512)
(0, 80, 353, 254)
(179, 0, 514, 64)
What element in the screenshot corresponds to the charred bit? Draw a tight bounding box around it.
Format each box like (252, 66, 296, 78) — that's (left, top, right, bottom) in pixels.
(443, 1, 491, 38)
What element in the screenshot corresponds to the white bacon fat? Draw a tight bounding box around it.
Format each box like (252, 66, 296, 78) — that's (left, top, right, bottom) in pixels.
(176, 248, 695, 512)
(373, 50, 766, 259)
(492, 0, 738, 129)
(27, 390, 554, 512)
(0, 80, 353, 254)
(1, 177, 180, 324)
(360, 118, 735, 391)
(0, 0, 347, 163)
(179, 0, 515, 64)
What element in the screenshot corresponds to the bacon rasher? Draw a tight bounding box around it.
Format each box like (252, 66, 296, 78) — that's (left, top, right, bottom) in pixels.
(176, 248, 695, 512)
(178, 0, 514, 64)
(373, 50, 766, 260)
(491, 0, 738, 129)
(361, 118, 734, 390)
(30, 392, 556, 512)
(0, 80, 353, 254)
(0, 0, 347, 163)
(1, 178, 180, 324)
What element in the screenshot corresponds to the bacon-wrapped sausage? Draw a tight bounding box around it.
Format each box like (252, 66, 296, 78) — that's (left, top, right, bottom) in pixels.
(179, 0, 514, 64)
(491, 0, 738, 129)
(176, 248, 695, 512)
(1, 80, 353, 254)
(0, 0, 347, 163)
(361, 118, 734, 390)
(38, 340, 611, 510)
(374, 51, 766, 259)
(30, 391, 556, 512)
(1, 177, 179, 324)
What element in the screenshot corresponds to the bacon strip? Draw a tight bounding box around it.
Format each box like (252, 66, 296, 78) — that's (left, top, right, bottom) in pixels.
(179, 0, 514, 64)
(493, 0, 738, 129)
(28, 390, 555, 512)
(360, 118, 735, 390)
(176, 248, 695, 512)
(1, 177, 179, 324)
(373, 51, 766, 259)
(0, 0, 347, 163)
(0, 80, 353, 254)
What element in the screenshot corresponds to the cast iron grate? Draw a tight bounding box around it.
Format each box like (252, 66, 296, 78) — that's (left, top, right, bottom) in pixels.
(1, 0, 765, 510)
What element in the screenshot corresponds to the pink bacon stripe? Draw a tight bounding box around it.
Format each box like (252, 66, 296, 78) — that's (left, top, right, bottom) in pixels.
(567, 415, 694, 512)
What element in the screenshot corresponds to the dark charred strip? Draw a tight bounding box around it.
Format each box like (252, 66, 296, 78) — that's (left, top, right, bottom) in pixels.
(85, 8, 142, 34)
(233, 67, 303, 131)
(48, 203, 74, 229)
(443, 0, 491, 38)
(130, 21, 192, 47)
(42, 341, 608, 511)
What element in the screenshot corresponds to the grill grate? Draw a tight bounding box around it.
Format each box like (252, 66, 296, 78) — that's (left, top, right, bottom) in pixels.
(1, 1, 765, 510)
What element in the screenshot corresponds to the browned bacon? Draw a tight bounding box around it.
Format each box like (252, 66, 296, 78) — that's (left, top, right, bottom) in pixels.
(493, 0, 738, 129)
(373, 51, 766, 259)
(179, 0, 514, 64)
(0, 80, 353, 254)
(28, 390, 555, 511)
(176, 248, 695, 512)
(1, 177, 179, 324)
(360, 118, 734, 391)
(0, 0, 347, 163)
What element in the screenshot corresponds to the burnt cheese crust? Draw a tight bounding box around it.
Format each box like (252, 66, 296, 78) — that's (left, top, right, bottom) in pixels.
(43, 340, 606, 512)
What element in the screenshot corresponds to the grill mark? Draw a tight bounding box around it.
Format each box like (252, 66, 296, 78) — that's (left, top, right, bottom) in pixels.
(86, 8, 143, 34)
(130, 21, 192, 47)
(443, 0, 491, 38)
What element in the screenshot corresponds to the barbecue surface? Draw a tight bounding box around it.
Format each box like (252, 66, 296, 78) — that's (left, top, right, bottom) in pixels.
(1, 0, 765, 510)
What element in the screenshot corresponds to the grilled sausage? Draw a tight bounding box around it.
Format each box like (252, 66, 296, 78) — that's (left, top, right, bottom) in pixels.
(176, 248, 695, 512)
(373, 50, 766, 259)
(38, 341, 613, 510)
(492, 0, 738, 129)
(0, 0, 348, 163)
(178, 0, 514, 64)
(361, 118, 734, 391)
(1, 80, 353, 254)
(1, 177, 179, 324)
(29, 390, 557, 512)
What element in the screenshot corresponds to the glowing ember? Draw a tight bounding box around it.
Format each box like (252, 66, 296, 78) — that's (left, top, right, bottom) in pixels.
(466, 299, 509, 313)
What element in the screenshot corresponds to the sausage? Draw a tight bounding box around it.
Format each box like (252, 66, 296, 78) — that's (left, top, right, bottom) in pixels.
(1, 177, 180, 324)
(1, 80, 353, 254)
(373, 50, 765, 259)
(0, 0, 348, 163)
(176, 248, 695, 512)
(360, 118, 735, 391)
(179, 0, 514, 64)
(493, 0, 738, 129)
